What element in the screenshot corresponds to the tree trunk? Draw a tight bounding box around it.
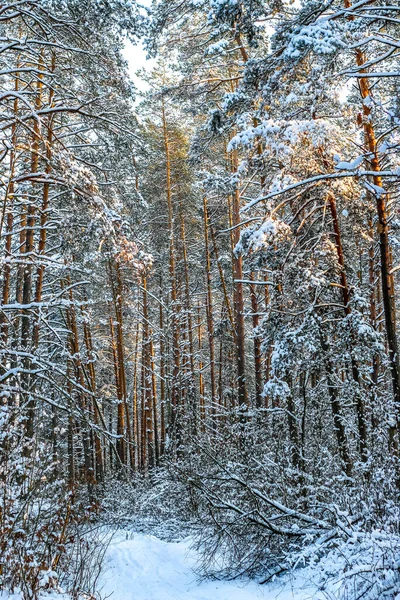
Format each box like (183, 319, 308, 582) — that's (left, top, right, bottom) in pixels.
(327, 192, 368, 460)
(162, 100, 181, 439)
(319, 330, 353, 476)
(231, 150, 247, 407)
(345, 0, 400, 441)
(142, 276, 155, 469)
(249, 274, 263, 407)
(203, 197, 217, 423)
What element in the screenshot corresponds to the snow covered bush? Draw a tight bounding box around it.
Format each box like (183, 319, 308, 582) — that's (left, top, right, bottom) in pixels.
(175, 425, 400, 598)
(100, 467, 196, 541)
(0, 410, 103, 599)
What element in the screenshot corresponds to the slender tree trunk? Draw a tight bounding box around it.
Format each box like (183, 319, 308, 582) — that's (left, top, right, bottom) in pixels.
(150, 329, 160, 465)
(368, 216, 379, 428)
(344, 0, 400, 440)
(23, 54, 45, 439)
(231, 150, 247, 406)
(66, 285, 94, 497)
(82, 308, 104, 482)
(319, 330, 353, 476)
(132, 321, 140, 469)
(249, 274, 263, 407)
(142, 276, 155, 469)
(203, 197, 217, 422)
(0, 65, 20, 350)
(197, 303, 205, 431)
(287, 384, 302, 471)
(31, 52, 56, 353)
(327, 192, 367, 460)
(67, 363, 75, 487)
(159, 295, 166, 453)
(179, 203, 197, 431)
(109, 309, 126, 467)
(209, 219, 235, 332)
(140, 343, 146, 470)
(162, 100, 181, 439)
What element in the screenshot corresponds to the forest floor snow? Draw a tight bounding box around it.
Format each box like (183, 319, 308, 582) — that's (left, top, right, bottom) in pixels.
(99, 530, 321, 600)
(0, 530, 326, 600)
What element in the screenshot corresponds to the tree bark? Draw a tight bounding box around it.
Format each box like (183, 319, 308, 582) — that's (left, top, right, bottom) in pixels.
(162, 100, 181, 438)
(203, 197, 217, 422)
(327, 191, 367, 460)
(345, 0, 400, 441)
(249, 274, 263, 407)
(231, 150, 248, 407)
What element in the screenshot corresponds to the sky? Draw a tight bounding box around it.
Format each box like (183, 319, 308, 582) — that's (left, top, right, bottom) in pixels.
(122, 0, 155, 90)
(122, 40, 154, 90)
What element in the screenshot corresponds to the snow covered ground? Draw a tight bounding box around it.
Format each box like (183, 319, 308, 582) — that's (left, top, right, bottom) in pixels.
(0, 531, 322, 600)
(99, 531, 320, 600)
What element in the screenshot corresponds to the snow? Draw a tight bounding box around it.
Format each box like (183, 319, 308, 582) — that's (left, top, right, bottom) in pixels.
(0, 594, 66, 600)
(0, 531, 319, 600)
(282, 19, 346, 58)
(99, 531, 317, 600)
(335, 155, 364, 170)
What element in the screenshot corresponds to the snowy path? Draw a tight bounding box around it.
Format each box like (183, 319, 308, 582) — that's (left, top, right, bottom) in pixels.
(100, 532, 319, 600)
